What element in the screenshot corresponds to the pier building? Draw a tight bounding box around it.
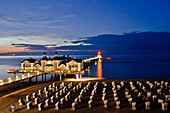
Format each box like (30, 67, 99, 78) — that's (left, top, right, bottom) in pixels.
(21, 52, 84, 72)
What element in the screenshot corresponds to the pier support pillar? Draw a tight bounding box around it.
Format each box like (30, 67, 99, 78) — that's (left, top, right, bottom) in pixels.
(36, 76, 38, 83)
(13, 82, 16, 89)
(29, 78, 32, 83)
(14, 73, 16, 79)
(59, 74, 62, 81)
(45, 74, 46, 82)
(51, 74, 53, 81)
(76, 74, 79, 79)
(55, 74, 57, 80)
(22, 73, 24, 82)
(80, 74, 82, 78)
(42, 74, 43, 82)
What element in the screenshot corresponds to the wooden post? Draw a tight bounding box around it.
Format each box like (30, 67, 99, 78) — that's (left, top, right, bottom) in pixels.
(13, 82, 16, 89)
(42, 74, 43, 82)
(51, 74, 53, 81)
(14, 73, 16, 79)
(80, 74, 82, 78)
(59, 74, 62, 81)
(45, 74, 46, 82)
(36, 76, 38, 83)
(76, 74, 79, 79)
(55, 74, 57, 80)
(29, 78, 32, 83)
(22, 73, 24, 82)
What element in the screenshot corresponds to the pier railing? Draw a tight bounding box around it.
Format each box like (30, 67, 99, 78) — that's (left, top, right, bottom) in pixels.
(1, 69, 85, 87)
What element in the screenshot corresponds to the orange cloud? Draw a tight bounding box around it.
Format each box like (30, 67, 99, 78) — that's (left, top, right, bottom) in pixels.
(0, 49, 97, 53)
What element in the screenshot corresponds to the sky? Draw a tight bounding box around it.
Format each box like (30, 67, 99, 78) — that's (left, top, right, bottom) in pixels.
(0, 0, 170, 54)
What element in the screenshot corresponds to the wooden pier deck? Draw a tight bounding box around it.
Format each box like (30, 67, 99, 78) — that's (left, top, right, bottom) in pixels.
(0, 70, 85, 87)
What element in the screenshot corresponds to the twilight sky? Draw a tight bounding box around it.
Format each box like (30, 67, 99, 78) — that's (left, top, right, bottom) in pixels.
(0, 0, 170, 54)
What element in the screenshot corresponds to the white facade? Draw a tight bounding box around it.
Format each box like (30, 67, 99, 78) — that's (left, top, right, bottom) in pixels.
(65, 60, 83, 71)
(21, 53, 84, 72)
(21, 58, 40, 70)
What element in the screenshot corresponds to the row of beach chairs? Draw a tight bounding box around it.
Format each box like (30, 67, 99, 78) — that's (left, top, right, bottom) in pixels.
(17, 80, 169, 111)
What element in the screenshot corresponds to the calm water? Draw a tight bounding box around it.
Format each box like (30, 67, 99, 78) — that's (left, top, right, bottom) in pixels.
(0, 54, 170, 81)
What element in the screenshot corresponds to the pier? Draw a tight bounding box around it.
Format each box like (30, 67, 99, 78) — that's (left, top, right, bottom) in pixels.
(0, 52, 102, 87)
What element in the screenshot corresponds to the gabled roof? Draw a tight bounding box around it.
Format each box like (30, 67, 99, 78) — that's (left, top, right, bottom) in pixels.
(52, 56, 66, 60)
(21, 57, 36, 63)
(41, 56, 48, 60)
(58, 61, 66, 65)
(74, 59, 83, 63)
(67, 59, 83, 63)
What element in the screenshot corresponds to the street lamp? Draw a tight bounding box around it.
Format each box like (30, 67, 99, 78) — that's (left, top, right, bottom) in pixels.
(0, 80, 3, 85)
(22, 74, 25, 79)
(8, 77, 12, 83)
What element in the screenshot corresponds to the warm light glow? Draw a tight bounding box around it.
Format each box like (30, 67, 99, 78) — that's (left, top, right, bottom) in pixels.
(8, 77, 12, 83)
(7, 69, 15, 72)
(0, 82, 4, 85)
(3, 50, 104, 87)
(98, 51, 101, 55)
(97, 51, 102, 58)
(76, 74, 79, 79)
(84, 52, 102, 62)
(65, 77, 103, 81)
(16, 76, 19, 80)
(97, 60, 102, 78)
(22, 74, 25, 79)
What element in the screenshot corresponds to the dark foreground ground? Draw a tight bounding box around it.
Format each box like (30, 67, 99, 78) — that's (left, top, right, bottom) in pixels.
(0, 78, 169, 113)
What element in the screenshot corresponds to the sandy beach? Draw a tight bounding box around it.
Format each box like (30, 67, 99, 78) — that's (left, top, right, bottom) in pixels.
(0, 78, 169, 113)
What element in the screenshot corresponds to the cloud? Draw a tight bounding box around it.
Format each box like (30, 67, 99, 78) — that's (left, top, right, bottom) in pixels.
(35, 6, 52, 10)
(13, 32, 169, 54)
(70, 32, 170, 53)
(0, 33, 71, 52)
(9, 33, 92, 51)
(0, 30, 29, 37)
(12, 43, 48, 50)
(2, 31, 170, 54)
(0, 14, 63, 29)
(22, 11, 39, 17)
(0, 16, 28, 28)
(64, 15, 77, 18)
(12, 40, 92, 51)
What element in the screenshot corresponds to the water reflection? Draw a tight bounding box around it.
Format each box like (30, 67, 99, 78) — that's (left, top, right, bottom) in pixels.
(97, 60, 102, 78)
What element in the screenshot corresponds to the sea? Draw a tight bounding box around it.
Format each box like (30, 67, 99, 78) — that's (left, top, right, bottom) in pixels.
(0, 53, 170, 81)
